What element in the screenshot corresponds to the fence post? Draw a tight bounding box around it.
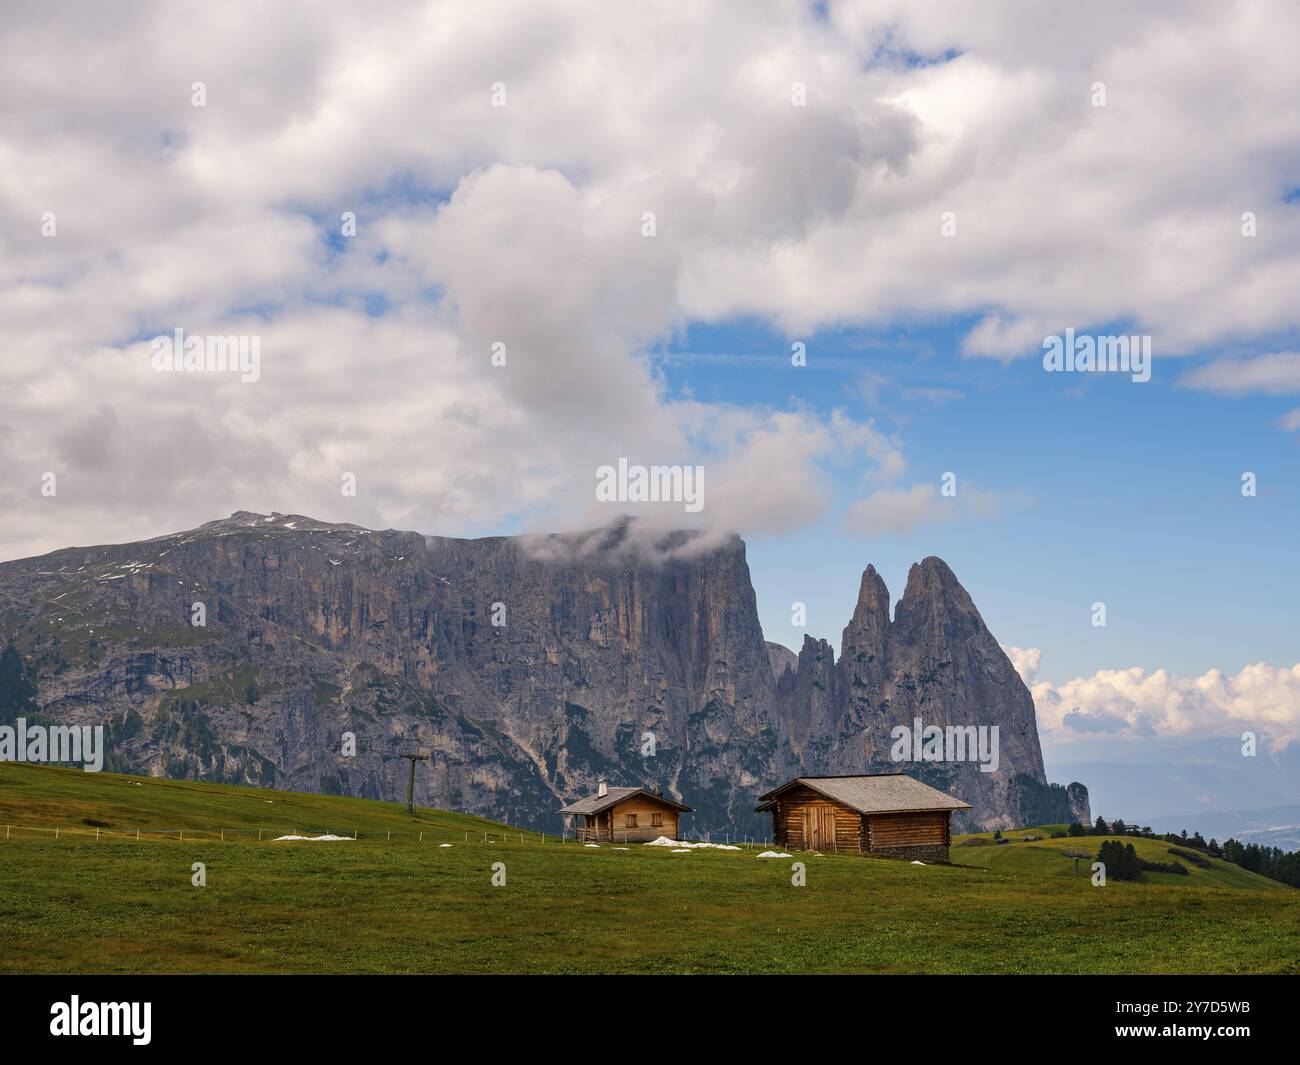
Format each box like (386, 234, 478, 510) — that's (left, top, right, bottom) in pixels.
(419, 832, 423, 842)
(179, 829, 183, 843)
(220, 828, 224, 842)
(136, 828, 140, 841)
(258, 828, 262, 841)
(56, 827, 59, 840)
(96, 827, 100, 841)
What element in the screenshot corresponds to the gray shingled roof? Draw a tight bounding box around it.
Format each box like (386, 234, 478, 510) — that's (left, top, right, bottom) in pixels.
(755, 774, 971, 814)
(559, 786, 692, 816)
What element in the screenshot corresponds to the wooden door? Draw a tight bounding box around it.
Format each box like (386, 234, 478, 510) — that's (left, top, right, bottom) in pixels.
(802, 805, 835, 850)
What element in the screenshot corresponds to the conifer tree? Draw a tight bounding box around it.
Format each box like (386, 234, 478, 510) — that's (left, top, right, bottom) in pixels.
(0, 644, 37, 727)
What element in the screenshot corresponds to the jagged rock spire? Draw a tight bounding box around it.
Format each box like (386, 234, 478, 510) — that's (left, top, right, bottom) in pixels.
(840, 563, 890, 663)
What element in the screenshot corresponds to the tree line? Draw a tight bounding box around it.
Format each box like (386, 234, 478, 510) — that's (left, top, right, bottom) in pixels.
(1063, 816, 1300, 887)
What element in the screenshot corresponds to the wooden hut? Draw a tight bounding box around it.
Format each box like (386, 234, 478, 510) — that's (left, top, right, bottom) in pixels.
(755, 773, 971, 863)
(560, 780, 692, 843)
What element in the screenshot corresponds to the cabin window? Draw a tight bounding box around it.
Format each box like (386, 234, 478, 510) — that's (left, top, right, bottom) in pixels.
(651, 813, 663, 827)
(625, 813, 638, 828)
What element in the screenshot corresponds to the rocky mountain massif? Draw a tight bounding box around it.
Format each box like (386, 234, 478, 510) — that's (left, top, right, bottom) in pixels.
(0, 512, 1089, 833)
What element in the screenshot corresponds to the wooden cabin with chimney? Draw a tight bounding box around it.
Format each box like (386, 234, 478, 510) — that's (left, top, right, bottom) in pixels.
(755, 773, 971, 863)
(560, 780, 692, 843)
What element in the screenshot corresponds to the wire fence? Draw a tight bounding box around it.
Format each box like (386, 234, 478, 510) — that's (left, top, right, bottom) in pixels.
(0, 824, 550, 844)
(0, 823, 770, 848)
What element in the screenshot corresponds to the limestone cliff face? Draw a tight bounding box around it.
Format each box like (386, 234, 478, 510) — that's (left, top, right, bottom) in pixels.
(794, 557, 1056, 830)
(0, 512, 1085, 832)
(774, 635, 837, 768)
(1067, 782, 1093, 827)
(764, 641, 798, 682)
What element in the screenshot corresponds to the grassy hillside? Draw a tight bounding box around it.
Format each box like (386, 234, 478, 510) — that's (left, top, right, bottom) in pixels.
(952, 828, 1289, 892)
(1, 765, 1296, 975)
(0, 761, 519, 843)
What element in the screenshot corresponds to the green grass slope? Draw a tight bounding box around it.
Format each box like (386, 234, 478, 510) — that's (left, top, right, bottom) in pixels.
(1, 766, 1296, 975)
(952, 828, 1289, 892)
(0, 762, 521, 843)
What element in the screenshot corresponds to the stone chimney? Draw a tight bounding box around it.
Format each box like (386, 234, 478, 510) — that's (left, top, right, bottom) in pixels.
(597, 778, 608, 797)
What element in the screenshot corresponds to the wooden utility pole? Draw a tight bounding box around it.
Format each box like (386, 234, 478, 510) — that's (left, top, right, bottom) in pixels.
(400, 750, 430, 813)
(1064, 850, 1090, 877)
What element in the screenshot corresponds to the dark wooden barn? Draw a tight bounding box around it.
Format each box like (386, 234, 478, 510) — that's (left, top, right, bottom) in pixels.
(560, 781, 693, 843)
(755, 773, 971, 863)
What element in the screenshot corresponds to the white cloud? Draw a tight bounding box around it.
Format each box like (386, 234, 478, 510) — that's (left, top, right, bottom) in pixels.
(1006, 648, 1300, 753)
(1180, 352, 1300, 432)
(843, 479, 998, 537)
(1003, 645, 1042, 687)
(3, 1, 1298, 556)
(1181, 353, 1300, 396)
(844, 484, 950, 536)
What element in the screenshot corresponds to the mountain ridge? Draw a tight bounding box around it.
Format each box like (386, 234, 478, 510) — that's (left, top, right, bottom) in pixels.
(0, 511, 1089, 833)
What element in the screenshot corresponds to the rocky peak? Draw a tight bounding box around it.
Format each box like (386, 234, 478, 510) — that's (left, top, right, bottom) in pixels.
(195, 511, 370, 535)
(773, 552, 1065, 829)
(775, 633, 839, 765)
(894, 556, 977, 626)
(840, 564, 891, 661)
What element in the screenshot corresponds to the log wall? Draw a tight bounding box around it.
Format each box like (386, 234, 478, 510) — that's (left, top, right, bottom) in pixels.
(864, 810, 950, 849)
(577, 798, 680, 842)
(766, 789, 954, 861)
(770, 787, 863, 852)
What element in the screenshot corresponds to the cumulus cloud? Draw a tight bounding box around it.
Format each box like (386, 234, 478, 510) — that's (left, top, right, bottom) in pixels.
(1004, 648, 1300, 753)
(843, 480, 997, 537)
(683, 1, 1300, 353)
(3, 1, 1299, 557)
(1180, 353, 1300, 431)
(1185, 351, 1300, 434)
(1003, 645, 1042, 687)
(1181, 353, 1300, 396)
(844, 484, 948, 536)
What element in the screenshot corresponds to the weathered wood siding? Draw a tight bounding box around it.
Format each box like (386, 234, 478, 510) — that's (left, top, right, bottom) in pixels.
(770, 786, 862, 852)
(577, 797, 680, 842)
(863, 810, 950, 849)
(610, 796, 679, 842)
(766, 789, 954, 860)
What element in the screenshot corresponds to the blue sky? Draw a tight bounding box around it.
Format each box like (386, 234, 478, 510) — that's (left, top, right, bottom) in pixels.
(650, 316, 1300, 685)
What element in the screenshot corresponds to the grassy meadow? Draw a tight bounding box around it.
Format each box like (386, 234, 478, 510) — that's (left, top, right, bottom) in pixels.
(1, 763, 1296, 974)
(952, 827, 1292, 892)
